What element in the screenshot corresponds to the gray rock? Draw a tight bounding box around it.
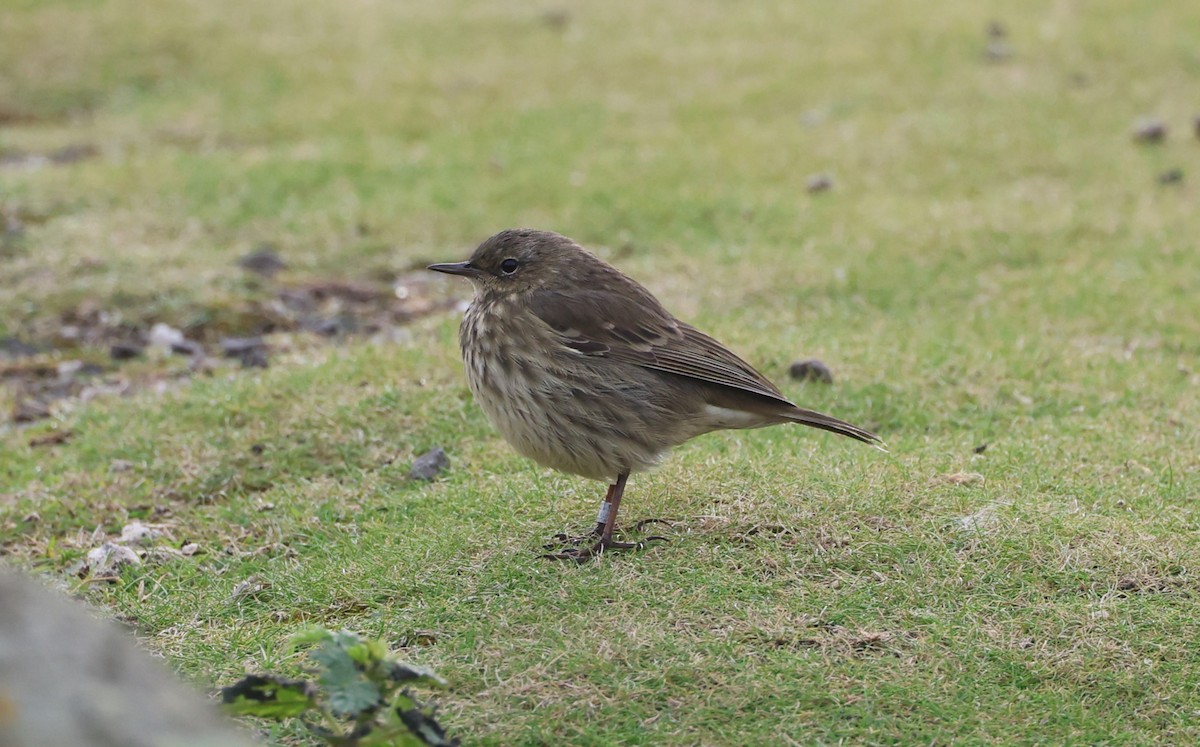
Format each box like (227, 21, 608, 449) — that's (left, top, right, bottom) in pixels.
(0, 568, 257, 747)
(1132, 118, 1167, 143)
(237, 245, 287, 277)
(110, 342, 145, 361)
(409, 447, 450, 481)
(83, 542, 142, 577)
(805, 173, 834, 193)
(1157, 168, 1183, 185)
(219, 337, 269, 369)
(788, 358, 834, 384)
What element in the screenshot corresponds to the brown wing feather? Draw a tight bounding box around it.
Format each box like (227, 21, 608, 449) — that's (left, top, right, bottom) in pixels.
(527, 287, 885, 449)
(527, 288, 792, 406)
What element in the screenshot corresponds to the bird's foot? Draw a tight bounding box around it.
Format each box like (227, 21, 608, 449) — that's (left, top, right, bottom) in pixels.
(541, 519, 673, 562)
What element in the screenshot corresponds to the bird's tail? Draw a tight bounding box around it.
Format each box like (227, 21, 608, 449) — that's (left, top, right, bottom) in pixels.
(783, 406, 887, 451)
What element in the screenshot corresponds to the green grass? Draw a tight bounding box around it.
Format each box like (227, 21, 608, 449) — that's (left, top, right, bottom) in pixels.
(3, 0, 1200, 744)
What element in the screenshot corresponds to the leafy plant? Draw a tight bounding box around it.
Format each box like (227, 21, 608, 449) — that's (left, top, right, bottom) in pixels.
(222, 628, 457, 746)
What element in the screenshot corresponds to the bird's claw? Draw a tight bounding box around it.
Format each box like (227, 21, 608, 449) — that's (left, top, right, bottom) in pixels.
(542, 518, 673, 551)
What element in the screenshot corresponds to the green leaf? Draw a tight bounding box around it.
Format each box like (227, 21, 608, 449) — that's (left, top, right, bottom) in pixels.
(343, 639, 379, 667)
(315, 639, 383, 716)
(220, 674, 317, 719)
(310, 636, 353, 671)
(327, 677, 382, 717)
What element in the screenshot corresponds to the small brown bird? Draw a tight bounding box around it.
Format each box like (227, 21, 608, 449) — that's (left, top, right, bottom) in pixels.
(429, 229, 883, 560)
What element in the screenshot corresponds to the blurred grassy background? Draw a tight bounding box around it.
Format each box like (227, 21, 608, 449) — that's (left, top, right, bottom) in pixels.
(3, 1, 1199, 744)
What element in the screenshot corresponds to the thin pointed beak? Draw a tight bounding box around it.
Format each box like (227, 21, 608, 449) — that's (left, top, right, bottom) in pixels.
(427, 261, 482, 278)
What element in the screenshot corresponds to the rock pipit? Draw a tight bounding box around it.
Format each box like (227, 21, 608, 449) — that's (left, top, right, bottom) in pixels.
(430, 229, 883, 561)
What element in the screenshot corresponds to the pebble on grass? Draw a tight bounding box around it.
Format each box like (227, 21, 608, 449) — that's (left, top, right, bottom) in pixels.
(984, 20, 1012, 62)
(1132, 118, 1167, 143)
(788, 358, 834, 384)
(1157, 168, 1183, 185)
(220, 336, 269, 368)
(109, 342, 144, 361)
(409, 447, 450, 481)
(238, 244, 288, 277)
(805, 173, 834, 193)
(148, 323, 201, 356)
(83, 542, 142, 578)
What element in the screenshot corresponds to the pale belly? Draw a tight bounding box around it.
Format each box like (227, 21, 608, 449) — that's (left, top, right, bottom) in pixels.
(459, 307, 673, 481)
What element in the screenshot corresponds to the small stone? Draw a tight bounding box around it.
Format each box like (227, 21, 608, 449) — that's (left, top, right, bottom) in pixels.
(409, 447, 450, 481)
(148, 322, 185, 350)
(984, 22, 1012, 61)
(238, 244, 287, 277)
(147, 325, 201, 356)
(171, 340, 203, 357)
(806, 173, 834, 193)
(1157, 168, 1184, 185)
(219, 337, 269, 368)
(1132, 118, 1167, 143)
(788, 358, 834, 384)
(116, 521, 169, 546)
(109, 342, 144, 361)
(540, 8, 570, 31)
(85, 542, 141, 577)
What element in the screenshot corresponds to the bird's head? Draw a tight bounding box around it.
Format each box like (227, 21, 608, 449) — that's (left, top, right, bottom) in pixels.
(427, 229, 596, 298)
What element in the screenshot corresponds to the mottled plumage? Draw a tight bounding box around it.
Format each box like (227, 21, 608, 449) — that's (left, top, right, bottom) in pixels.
(429, 229, 882, 559)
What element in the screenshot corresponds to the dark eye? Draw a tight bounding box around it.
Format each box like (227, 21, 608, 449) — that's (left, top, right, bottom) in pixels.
(499, 258, 520, 275)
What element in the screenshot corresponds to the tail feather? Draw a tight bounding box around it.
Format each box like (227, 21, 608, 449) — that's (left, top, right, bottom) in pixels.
(784, 407, 887, 451)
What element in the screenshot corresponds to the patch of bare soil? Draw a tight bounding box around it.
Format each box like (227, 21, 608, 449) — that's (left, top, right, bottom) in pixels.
(1, 250, 460, 425)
